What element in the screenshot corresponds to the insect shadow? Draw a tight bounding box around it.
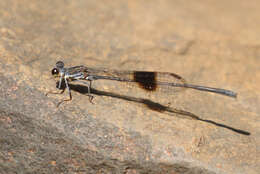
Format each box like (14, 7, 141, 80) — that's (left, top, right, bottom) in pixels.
(62, 82, 250, 136)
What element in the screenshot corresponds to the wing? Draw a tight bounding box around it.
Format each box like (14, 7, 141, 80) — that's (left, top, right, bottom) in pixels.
(84, 67, 187, 94)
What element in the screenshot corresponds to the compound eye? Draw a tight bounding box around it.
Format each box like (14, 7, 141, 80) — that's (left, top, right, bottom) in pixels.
(51, 68, 59, 75)
(56, 61, 64, 69)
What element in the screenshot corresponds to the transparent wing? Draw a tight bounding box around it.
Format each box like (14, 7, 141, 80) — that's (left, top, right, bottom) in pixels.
(84, 67, 187, 94)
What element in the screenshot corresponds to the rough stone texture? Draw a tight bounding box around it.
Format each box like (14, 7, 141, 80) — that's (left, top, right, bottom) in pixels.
(0, 0, 259, 174)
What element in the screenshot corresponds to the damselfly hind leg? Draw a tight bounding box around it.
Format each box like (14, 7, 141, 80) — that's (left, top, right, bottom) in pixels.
(88, 94, 94, 104)
(88, 81, 95, 104)
(76, 80, 95, 104)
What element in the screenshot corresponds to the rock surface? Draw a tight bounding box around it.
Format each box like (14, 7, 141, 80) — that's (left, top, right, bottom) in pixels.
(0, 0, 259, 174)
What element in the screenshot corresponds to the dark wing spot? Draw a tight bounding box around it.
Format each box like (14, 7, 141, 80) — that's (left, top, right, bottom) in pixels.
(134, 71, 157, 91)
(169, 73, 182, 80)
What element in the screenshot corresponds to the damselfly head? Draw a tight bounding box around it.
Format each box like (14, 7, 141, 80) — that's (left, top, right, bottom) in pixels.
(51, 61, 65, 77)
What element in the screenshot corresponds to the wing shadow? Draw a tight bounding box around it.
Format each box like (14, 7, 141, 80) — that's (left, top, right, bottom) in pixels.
(64, 83, 250, 136)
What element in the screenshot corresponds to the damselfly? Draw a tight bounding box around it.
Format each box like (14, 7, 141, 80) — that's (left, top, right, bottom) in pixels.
(47, 61, 237, 106)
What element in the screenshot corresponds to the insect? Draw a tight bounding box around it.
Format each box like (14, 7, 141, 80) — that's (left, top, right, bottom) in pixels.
(47, 61, 237, 106)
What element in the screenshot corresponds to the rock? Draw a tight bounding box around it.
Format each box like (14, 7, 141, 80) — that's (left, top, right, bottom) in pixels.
(0, 0, 259, 173)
